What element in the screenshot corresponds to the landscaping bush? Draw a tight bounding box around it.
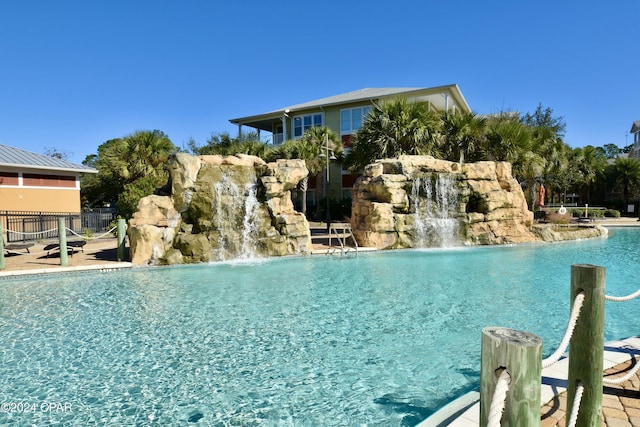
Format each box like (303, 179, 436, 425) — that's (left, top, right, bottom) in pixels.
(571, 208, 584, 217)
(604, 209, 621, 218)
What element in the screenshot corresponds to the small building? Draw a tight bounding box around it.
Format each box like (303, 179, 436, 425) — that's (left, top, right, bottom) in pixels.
(0, 143, 97, 213)
(230, 84, 471, 203)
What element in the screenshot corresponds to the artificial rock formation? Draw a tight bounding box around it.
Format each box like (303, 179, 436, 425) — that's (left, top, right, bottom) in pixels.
(128, 152, 310, 265)
(351, 156, 539, 249)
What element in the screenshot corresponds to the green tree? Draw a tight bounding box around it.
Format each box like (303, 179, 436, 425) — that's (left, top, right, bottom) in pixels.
(573, 145, 608, 204)
(274, 127, 341, 216)
(611, 157, 640, 211)
(439, 111, 486, 163)
(482, 113, 530, 162)
(190, 131, 264, 156)
(80, 130, 176, 217)
(345, 98, 441, 171)
(603, 143, 621, 159)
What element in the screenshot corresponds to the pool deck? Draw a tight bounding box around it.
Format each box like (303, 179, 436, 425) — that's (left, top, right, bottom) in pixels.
(2, 218, 639, 425)
(421, 336, 640, 426)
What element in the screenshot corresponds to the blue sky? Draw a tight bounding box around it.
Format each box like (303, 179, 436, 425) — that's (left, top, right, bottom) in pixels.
(1, 1, 638, 164)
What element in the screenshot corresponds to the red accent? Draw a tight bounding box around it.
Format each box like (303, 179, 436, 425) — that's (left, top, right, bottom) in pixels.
(23, 173, 76, 188)
(341, 134, 353, 148)
(0, 172, 19, 185)
(342, 173, 359, 188)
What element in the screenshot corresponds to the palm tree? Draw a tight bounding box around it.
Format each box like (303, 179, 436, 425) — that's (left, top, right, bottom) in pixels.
(482, 114, 530, 162)
(439, 111, 487, 163)
(274, 127, 341, 216)
(345, 98, 441, 172)
(90, 130, 176, 217)
(612, 157, 640, 211)
(573, 146, 608, 204)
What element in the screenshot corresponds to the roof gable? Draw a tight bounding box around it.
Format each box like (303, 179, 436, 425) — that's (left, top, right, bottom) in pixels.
(631, 120, 640, 133)
(0, 144, 97, 173)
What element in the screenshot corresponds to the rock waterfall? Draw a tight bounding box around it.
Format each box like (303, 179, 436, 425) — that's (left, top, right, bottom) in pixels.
(128, 153, 311, 265)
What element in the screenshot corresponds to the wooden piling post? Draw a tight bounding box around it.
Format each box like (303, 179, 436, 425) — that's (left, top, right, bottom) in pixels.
(0, 224, 5, 270)
(566, 264, 605, 426)
(117, 218, 126, 262)
(58, 217, 68, 266)
(480, 327, 542, 427)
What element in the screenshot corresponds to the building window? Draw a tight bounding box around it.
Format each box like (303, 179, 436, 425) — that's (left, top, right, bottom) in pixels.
(293, 113, 323, 138)
(340, 106, 372, 135)
(0, 171, 19, 186)
(23, 173, 76, 188)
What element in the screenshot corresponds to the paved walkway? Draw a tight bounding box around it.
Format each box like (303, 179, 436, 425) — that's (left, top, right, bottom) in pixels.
(426, 339, 640, 426)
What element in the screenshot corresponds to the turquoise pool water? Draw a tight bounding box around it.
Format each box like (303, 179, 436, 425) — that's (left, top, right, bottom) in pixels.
(1, 228, 639, 426)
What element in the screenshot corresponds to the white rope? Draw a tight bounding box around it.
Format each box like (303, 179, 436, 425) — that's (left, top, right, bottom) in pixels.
(4, 228, 58, 236)
(542, 292, 585, 368)
(603, 356, 640, 385)
(566, 381, 584, 427)
(65, 226, 118, 240)
(605, 288, 640, 302)
(487, 369, 511, 427)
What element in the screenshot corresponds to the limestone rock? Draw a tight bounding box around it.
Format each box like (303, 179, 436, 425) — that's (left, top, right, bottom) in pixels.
(351, 156, 540, 249)
(127, 152, 311, 265)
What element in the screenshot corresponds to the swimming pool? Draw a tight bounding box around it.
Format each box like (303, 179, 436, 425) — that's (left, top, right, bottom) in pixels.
(1, 227, 639, 426)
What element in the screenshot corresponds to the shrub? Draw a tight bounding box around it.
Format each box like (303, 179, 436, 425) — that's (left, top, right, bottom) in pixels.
(604, 209, 621, 218)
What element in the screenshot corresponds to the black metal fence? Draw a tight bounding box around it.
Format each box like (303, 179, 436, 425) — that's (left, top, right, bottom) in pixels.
(1, 208, 118, 243)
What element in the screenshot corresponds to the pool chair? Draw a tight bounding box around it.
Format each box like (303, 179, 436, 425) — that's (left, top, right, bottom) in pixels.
(43, 240, 87, 257)
(4, 242, 35, 254)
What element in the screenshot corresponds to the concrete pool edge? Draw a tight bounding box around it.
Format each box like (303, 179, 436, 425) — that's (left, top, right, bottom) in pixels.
(0, 262, 133, 278)
(419, 336, 640, 426)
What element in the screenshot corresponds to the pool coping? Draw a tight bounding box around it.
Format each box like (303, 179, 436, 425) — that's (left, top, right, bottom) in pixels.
(419, 336, 640, 426)
(0, 262, 133, 278)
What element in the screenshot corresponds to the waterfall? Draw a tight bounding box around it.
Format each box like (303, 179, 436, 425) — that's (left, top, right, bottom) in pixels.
(213, 170, 261, 261)
(411, 174, 461, 247)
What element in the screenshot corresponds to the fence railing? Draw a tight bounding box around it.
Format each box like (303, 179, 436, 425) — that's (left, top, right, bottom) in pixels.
(480, 264, 640, 427)
(1, 209, 117, 243)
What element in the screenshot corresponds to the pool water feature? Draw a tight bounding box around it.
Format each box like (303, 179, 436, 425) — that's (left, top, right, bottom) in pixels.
(411, 174, 461, 247)
(212, 170, 261, 261)
(1, 228, 639, 426)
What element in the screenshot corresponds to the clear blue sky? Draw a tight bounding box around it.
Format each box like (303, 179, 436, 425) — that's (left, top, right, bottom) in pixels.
(1, 1, 638, 164)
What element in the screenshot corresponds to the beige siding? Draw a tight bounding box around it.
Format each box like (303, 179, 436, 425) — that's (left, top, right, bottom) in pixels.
(0, 187, 81, 212)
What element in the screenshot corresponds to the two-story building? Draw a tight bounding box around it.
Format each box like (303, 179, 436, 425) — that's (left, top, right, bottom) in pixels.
(230, 84, 471, 206)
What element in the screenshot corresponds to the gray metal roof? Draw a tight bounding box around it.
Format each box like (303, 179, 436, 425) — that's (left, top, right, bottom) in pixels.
(631, 120, 640, 133)
(229, 84, 471, 127)
(276, 87, 425, 112)
(0, 144, 97, 173)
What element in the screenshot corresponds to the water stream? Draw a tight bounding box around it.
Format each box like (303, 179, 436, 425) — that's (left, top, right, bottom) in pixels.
(411, 174, 461, 247)
(213, 170, 261, 260)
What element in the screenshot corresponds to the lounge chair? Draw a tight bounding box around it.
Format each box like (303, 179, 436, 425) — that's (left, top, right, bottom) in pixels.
(43, 240, 87, 257)
(4, 242, 35, 254)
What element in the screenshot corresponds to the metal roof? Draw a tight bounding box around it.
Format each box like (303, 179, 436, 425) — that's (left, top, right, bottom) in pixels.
(0, 144, 97, 174)
(631, 120, 640, 133)
(229, 84, 471, 129)
(274, 87, 426, 112)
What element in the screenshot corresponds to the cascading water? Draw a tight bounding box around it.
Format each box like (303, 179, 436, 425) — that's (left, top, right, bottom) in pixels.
(411, 174, 461, 247)
(213, 170, 262, 261)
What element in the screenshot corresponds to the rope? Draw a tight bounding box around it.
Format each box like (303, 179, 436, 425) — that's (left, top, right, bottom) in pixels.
(4, 228, 58, 236)
(603, 356, 640, 385)
(566, 381, 584, 427)
(542, 292, 585, 368)
(605, 288, 640, 302)
(65, 226, 118, 240)
(487, 369, 511, 427)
